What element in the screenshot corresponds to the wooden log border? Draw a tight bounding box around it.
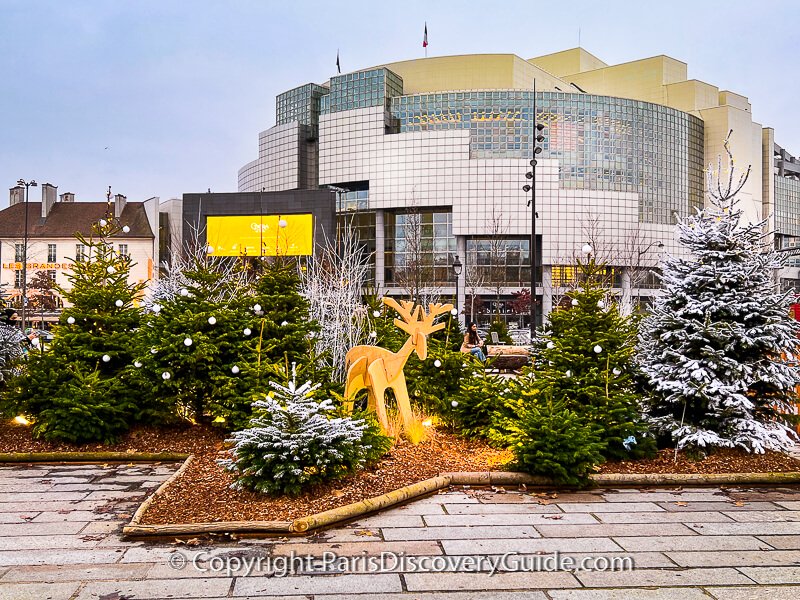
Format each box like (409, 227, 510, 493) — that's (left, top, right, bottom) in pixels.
(122, 469, 800, 539)
(0, 451, 190, 463)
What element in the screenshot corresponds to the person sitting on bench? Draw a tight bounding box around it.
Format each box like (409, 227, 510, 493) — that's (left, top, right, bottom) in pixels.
(461, 321, 486, 362)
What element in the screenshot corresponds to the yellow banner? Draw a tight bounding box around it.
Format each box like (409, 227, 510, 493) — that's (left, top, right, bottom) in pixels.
(206, 214, 314, 257)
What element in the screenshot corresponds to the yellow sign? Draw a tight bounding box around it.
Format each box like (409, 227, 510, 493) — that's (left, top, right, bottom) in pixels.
(206, 214, 314, 257)
(2, 262, 70, 270)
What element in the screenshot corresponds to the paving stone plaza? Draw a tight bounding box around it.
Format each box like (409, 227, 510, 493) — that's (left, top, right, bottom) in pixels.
(1, 463, 800, 599)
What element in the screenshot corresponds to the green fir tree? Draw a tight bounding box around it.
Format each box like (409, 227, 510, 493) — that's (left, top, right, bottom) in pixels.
(3, 218, 146, 442)
(530, 253, 653, 460)
(131, 254, 258, 429)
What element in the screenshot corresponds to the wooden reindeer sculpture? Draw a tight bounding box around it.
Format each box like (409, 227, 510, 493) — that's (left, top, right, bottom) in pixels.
(344, 297, 453, 432)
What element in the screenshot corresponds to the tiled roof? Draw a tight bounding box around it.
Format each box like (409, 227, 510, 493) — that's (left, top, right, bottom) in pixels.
(0, 202, 154, 239)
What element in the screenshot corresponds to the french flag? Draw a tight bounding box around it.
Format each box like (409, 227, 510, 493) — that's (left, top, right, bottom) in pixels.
(423, 23, 428, 48)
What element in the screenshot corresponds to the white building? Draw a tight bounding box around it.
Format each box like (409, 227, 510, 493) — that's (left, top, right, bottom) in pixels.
(236, 49, 800, 326)
(0, 185, 158, 320)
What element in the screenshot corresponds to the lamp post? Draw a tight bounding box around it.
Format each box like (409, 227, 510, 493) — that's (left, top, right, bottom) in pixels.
(16, 179, 37, 333)
(452, 254, 463, 325)
(522, 84, 545, 338)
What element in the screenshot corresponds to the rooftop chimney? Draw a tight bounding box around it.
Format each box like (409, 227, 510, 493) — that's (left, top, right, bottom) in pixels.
(114, 194, 127, 218)
(41, 183, 57, 218)
(9, 186, 24, 206)
(60, 192, 75, 203)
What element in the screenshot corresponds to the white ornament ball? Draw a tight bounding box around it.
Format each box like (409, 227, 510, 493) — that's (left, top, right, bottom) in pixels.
(566, 369, 572, 377)
(571, 298, 579, 306)
(369, 331, 377, 339)
(450, 308, 458, 316)
(122, 225, 130, 233)
(150, 348, 158, 354)
(183, 337, 193, 347)
(373, 310, 381, 318)
(180, 288, 189, 297)
(102, 354, 111, 363)
(253, 304, 262, 312)
(67, 316, 75, 324)
(152, 304, 161, 314)
(231, 365, 240, 374)
(546, 341, 555, 349)
(162, 372, 171, 380)
(278, 219, 287, 228)
(31, 337, 40, 348)
(115, 299, 123, 307)
(612, 368, 622, 376)
(99, 219, 107, 227)
(434, 359, 442, 368)
(208, 317, 217, 325)
(243, 328, 252, 336)
(597, 300, 605, 309)
(134, 361, 142, 368)
(106, 266, 115, 274)
(207, 245, 215, 253)
(451, 400, 459, 408)
(281, 320, 288, 326)
(582, 243, 593, 254)
(593, 345, 603, 354)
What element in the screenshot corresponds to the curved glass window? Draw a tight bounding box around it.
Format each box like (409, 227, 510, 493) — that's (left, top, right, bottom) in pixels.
(390, 91, 704, 224)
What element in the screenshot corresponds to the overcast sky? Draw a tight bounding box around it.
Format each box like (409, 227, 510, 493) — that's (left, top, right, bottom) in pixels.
(1, 0, 797, 209)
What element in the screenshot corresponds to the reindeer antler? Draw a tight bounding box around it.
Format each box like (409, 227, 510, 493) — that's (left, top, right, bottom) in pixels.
(382, 297, 420, 323)
(418, 303, 454, 334)
(382, 296, 423, 335)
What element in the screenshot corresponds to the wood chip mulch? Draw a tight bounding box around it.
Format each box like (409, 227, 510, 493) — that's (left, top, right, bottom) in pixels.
(599, 447, 800, 474)
(141, 429, 513, 524)
(0, 421, 219, 456)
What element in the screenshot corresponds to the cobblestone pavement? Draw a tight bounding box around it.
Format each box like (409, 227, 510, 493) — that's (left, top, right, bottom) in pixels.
(2, 464, 800, 599)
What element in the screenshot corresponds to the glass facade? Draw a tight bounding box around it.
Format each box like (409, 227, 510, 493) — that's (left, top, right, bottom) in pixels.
(276, 83, 329, 132)
(336, 189, 369, 212)
(324, 68, 403, 115)
(776, 175, 800, 237)
(385, 210, 456, 288)
(337, 211, 376, 284)
(390, 91, 704, 224)
(465, 237, 531, 288)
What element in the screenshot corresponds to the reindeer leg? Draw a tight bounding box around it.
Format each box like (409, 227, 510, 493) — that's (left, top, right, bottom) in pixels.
(392, 371, 415, 434)
(367, 360, 390, 432)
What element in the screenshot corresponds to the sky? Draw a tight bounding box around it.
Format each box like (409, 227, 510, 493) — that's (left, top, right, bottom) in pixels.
(1, 0, 798, 210)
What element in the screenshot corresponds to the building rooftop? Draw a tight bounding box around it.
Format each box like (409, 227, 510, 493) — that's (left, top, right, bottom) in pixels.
(0, 202, 154, 239)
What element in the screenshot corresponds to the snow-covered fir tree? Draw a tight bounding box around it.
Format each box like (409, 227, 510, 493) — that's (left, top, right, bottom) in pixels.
(220, 377, 369, 496)
(638, 132, 800, 453)
(0, 286, 24, 384)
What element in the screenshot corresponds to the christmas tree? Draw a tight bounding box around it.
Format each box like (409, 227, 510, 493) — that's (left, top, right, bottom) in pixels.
(251, 257, 319, 368)
(131, 251, 257, 429)
(639, 134, 800, 453)
(529, 253, 652, 459)
(220, 378, 373, 496)
(3, 218, 146, 442)
(509, 393, 606, 487)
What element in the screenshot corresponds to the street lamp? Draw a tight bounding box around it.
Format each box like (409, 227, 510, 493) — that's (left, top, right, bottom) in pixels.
(16, 179, 37, 333)
(522, 84, 546, 338)
(452, 254, 463, 324)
